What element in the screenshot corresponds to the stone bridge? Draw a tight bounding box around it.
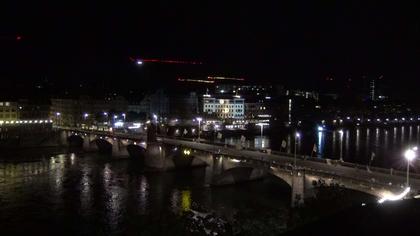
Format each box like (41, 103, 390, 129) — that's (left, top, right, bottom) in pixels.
(57, 127, 420, 207)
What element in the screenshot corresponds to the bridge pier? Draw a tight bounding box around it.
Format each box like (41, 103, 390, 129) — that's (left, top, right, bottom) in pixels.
(144, 142, 167, 169)
(83, 135, 91, 150)
(111, 138, 128, 156)
(59, 130, 68, 146)
(291, 170, 305, 207)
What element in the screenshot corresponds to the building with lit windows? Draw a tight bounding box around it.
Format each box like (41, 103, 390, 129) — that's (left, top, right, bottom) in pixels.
(50, 96, 128, 127)
(0, 101, 18, 121)
(202, 95, 244, 119)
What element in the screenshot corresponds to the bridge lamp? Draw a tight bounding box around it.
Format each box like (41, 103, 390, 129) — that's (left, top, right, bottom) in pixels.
(294, 132, 301, 168)
(404, 148, 417, 187)
(196, 117, 202, 142)
(55, 112, 61, 126)
(183, 149, 191, 156)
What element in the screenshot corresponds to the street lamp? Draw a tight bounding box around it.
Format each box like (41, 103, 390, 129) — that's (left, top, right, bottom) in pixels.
(339, 130, 344, 162)
(55, 112, 61, 126)
(122, 113, 126, 122)
(404, 148, 416, 187)
(294, 132, 300, 168)
(196, 117, 202, 142)
(83, 113, 89, 129)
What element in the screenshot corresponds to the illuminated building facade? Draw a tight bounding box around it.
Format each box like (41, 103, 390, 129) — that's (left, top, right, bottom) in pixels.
(202, 95, 244, 119)
(0, 101, 18, 121)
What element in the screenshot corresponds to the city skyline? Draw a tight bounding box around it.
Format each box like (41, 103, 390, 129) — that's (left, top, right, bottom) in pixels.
(2, 2, 420, 235)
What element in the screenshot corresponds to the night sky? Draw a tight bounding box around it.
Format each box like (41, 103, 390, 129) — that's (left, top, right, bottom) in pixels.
(2, 1, 420, 97)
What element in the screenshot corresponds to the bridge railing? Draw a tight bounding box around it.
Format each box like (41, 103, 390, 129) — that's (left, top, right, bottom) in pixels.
(59, 127, 420, 180)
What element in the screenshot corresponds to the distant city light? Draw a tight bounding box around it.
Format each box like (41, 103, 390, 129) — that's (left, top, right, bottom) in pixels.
(114, 121, 124, 128)
(137, 60, 143, 65)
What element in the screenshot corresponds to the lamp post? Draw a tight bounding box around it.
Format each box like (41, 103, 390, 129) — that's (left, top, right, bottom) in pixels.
(83, 113, 89, 129)
(404, 148, 416, 187)
(294, 132, 300, 168)
(55, 112, 61, 127)
(339, 130, 344, 162)
(196, 117, 202, 142)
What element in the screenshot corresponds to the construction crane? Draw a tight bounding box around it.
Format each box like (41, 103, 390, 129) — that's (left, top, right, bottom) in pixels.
(129, 56, 203, 65)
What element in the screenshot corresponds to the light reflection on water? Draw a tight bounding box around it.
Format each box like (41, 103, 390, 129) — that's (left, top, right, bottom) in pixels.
(0, 153, 291, 234)
(224, 125, 420, 169)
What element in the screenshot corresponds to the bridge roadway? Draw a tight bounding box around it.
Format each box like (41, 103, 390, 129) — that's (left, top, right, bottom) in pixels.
(60, 127, 420, 198)
(161, 138, 420, 193)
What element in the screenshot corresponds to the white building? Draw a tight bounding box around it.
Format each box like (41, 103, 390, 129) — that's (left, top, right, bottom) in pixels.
(203, 95, 244, 119)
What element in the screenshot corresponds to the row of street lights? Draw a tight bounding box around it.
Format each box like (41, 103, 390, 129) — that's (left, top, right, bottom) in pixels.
(295, 130, 417, 189)
(54, 111, 127, 127)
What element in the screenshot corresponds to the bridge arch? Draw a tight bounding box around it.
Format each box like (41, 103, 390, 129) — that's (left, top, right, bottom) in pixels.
(127, 144, 147, 162)
(67, 134, 84, 147)
(94, 138, 113, 154)
(212, 166, 267, 186)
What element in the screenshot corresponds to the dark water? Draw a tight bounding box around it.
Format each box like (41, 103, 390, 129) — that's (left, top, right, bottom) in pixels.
(0, 153, 292, 235)
(224, 125, 420, 170)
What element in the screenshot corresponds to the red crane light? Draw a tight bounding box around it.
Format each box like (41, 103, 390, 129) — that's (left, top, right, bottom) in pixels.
(132, 57, 203, 65)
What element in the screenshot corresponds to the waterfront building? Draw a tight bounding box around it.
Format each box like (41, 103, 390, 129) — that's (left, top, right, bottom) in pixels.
(17, 99, 51, 120)
(50, 96, 128, 127)
(0, 101, 19, 121)
(202, 95, 244, 120)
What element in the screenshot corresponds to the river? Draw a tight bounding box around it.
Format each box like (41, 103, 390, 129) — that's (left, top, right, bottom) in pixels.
(0, 152, 295, 235)
(222, 125, 420, 170)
